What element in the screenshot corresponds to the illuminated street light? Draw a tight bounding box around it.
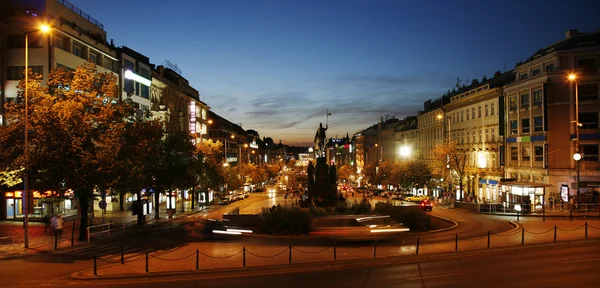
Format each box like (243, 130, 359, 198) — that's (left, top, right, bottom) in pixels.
(399, 146, 411, 158)
(23, 23, 52, 249)
(568, 73, 581, 206)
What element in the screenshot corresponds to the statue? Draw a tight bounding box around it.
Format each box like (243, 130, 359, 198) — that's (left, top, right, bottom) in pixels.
(313, 123, 328, 157)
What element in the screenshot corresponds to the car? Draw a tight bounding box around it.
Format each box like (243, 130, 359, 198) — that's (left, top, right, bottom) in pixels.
(420, 200, 434, 211)
(236, 192, 245, 200)
(254, 187, 265, 193)
(243, 191, 250, 198)
(310, 215, 409, 240)
(404, 194, 427, 202)
(218, 197, 230, 205)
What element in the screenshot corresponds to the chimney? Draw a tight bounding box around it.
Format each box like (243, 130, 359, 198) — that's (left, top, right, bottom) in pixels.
(566, 29, 578, 39)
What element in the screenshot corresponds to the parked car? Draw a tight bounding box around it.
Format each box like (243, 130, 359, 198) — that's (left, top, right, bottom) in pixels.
(420, 200, 434, 211)
(218, 197, 230, 205)
(236, 192, 245, 200)
(243, 191, 250, 198)
(254, 187, 265, 193)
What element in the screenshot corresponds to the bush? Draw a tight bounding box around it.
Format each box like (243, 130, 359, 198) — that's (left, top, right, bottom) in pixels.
(374, 202, 431, 231)
(259, 205, 311, 235)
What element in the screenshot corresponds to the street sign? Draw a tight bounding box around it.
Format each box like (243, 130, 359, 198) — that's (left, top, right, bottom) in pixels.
(99, 200, 107, 209)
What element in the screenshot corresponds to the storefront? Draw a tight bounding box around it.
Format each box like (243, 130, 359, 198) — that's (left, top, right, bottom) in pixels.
(478, 179, 500, 203)
(499, 181, 552, 213)
(3, 190, 77, 221)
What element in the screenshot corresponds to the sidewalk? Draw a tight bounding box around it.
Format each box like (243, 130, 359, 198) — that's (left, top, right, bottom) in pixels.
(71, 218, 600, 280)
(0, 205, 209, 258)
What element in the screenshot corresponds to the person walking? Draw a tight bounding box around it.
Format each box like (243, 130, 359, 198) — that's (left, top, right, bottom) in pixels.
(55, 214, 64, 236)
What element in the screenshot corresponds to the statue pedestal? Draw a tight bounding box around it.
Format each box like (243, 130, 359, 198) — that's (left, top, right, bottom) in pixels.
(307, 157, 338, 207)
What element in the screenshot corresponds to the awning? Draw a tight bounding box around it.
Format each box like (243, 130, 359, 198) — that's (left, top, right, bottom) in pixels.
(479, 179, 498, 185)
(499, 181, 553, 188)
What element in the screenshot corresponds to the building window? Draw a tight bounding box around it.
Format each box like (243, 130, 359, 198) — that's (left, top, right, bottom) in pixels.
(123, 59, 135, 94)
(522, 146, 531, 162)
(534, 146, 543, 162)
(479, 129, 482, 142)
(578, 84, 598, 101)
(472, 108, 475, 119)
(491, 103, 495, 115)
(73, 42, 85, 58)
(466, 109, 470, 120)
(491, 128, 495, 142)
(511, 146, 518, 161)
(478, 106, 482, 118)
(485, 129, 489, 142)
(467, 131, 470, 143)
(581, 144, 599, 161)
(533, 89, 543, 106)
(510, 120, 518, 135)
(509, 96, 517, 111)
(461, 111, 464, 122)
(534, 116, 543, 132)
(519, 72, 528, 80)
(577, 58, 597, 73)
(7, 66, 43, 80)
(545, 63, 554, 72)
(53, 34, 69, 52)
(485, 104, 489, 117)
(520, 92, 530, 109)
(532, 68, 541, 76)
(472, 130, 476, 143)
(89, 51, 100, 65)
(139, 68, 150, 99)
(522, 118, 530, 134)
(579, 112, 599, 129)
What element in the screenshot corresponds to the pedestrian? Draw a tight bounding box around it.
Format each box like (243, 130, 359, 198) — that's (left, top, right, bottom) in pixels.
(55, 214, 64, 236)
(50, 214, 58, 233)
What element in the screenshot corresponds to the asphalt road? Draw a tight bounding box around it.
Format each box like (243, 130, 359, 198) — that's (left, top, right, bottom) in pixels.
(34, 241, 600, 288)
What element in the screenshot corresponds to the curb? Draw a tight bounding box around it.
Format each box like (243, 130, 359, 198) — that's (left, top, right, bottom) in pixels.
(70, 237, 600, 281)
(426, 214, 458, 233)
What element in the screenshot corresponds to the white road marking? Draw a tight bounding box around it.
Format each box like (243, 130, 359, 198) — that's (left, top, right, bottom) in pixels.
(563, 258, 600, 264)
(406, 272, 467, 281)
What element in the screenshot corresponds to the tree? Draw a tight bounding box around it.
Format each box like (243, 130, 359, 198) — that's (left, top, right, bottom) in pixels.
(156, 131, 197, 215)
(337, 164, 355, 183)
(433, 139, 468, 201)
(1, 63, 131, 241)
(195, 139, 225, 192)
(405, 161, 433, 190)
(109, 118, 164, 223)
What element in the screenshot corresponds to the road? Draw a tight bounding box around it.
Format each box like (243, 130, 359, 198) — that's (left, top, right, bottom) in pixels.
(0, 192, 519, 287)
(14, 241, 600, 288)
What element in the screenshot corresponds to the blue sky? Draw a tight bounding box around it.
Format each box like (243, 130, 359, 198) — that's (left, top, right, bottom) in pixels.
(76, 0, 599, 146)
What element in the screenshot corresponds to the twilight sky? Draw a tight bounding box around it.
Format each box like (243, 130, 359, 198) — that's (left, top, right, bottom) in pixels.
(76, 0, 599, 147)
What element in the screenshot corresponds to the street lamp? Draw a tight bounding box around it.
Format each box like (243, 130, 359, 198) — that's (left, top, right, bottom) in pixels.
(568, 73, 581, 206)
(23, 24, 51, 249)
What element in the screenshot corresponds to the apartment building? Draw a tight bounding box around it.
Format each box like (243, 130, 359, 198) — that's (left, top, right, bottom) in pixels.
(442, 72, 514, 201)
(152, 65, 210, 142)
(118, 46, 152, 116)
(0, 0, 119, 126)
(504, 30, 600, 204)
(417, 97, 448, 171)
(394, 116, 419, 160)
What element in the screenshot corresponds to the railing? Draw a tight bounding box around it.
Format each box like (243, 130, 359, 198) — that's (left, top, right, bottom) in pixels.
(56, 0, 104, 29)
(86, 222, 126, 243)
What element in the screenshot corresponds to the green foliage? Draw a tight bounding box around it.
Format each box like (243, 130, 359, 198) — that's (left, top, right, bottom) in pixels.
(259, 205, 311, 235)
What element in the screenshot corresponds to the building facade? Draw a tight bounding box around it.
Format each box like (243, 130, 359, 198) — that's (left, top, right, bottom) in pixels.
(504, 30, 600, 205)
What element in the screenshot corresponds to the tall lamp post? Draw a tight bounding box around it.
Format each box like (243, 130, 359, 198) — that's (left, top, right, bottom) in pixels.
(568, 73, 581, 206)
(23, 24, 51, 249)
(437, 113, 453, 200)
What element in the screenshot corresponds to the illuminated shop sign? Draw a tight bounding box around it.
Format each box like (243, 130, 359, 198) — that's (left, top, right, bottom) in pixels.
(124, 70, 151, 87)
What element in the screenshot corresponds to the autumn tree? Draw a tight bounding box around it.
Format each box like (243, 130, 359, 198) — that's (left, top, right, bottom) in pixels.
(337, 164, 356, 183)
(0, 63, 133, 241)
(195, 139, 225, 192)
(433, 139, 467, 200)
